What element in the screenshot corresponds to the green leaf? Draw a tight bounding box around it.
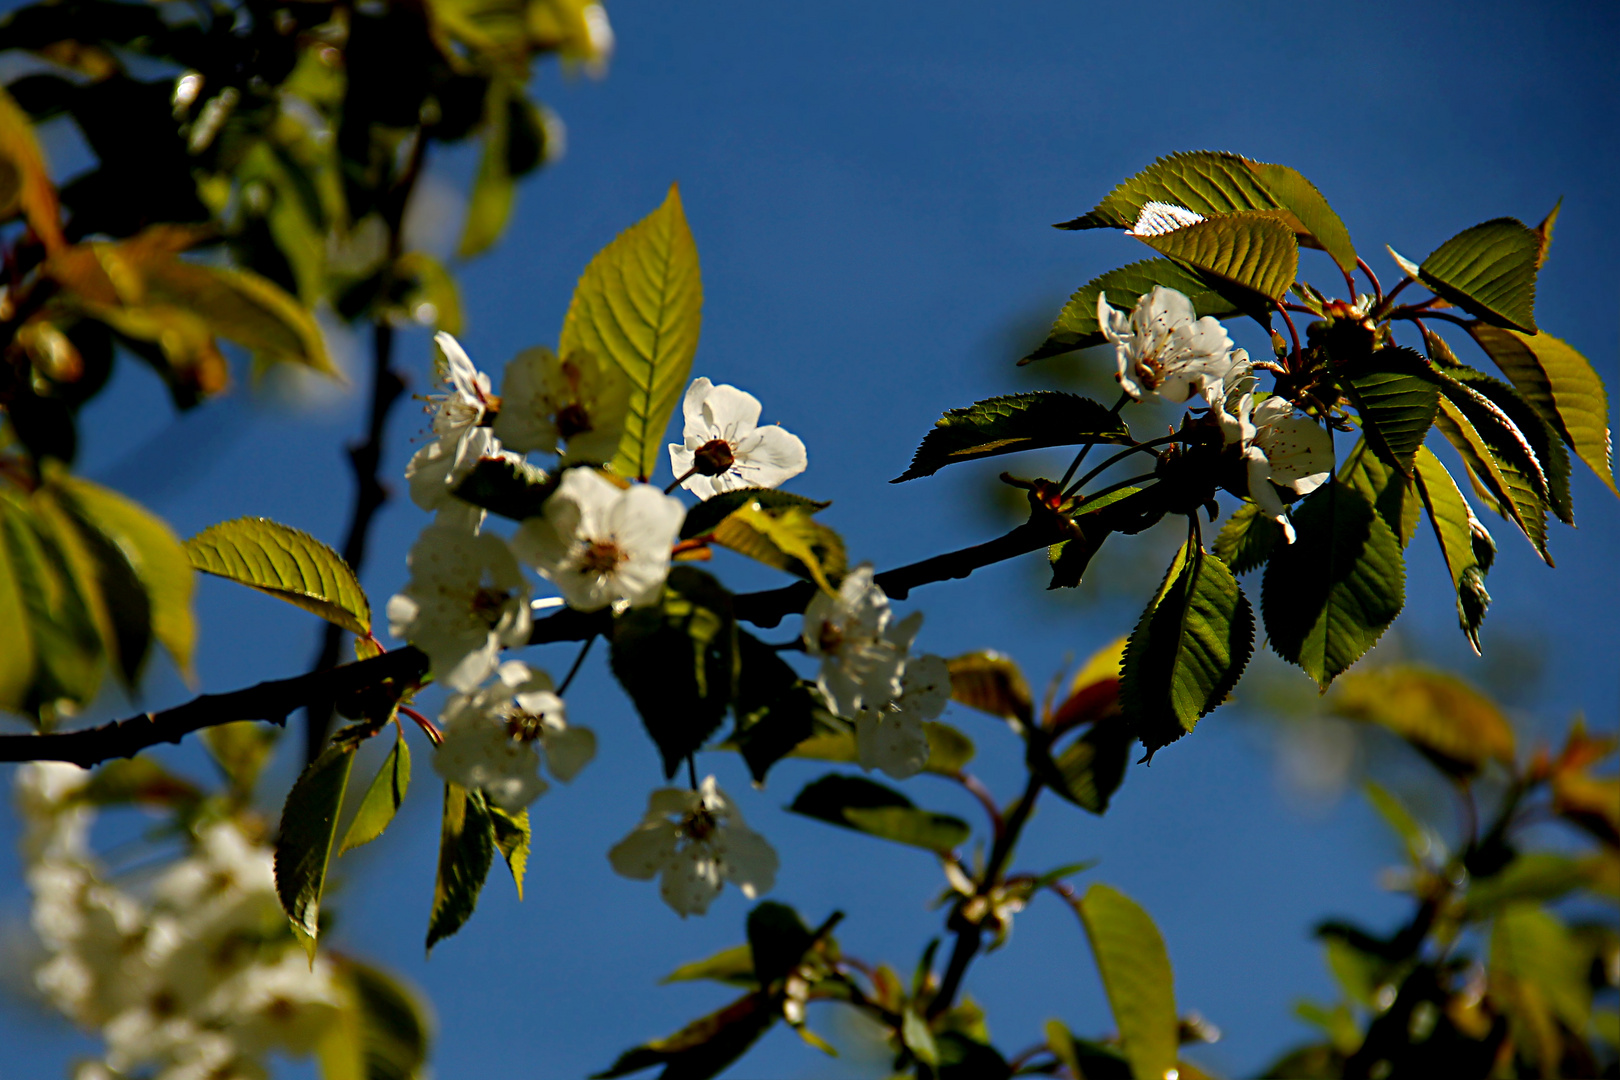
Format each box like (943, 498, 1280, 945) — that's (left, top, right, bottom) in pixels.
(339, 732, 411, 856)
(787, 774, 970, 852)
(730, 631, 829, 782)
(185, 516, 370, 635)
(1467, 854, 1594, 916)
(0, 491, 104, 712)
(747, 901, 815, 987)
(893, 393, 1130, 482)
(710, 503, 844, 593)
(450, 455, 556, 521)
(1443, 364, 1571, 525)
(660, 944, 759, 988)
(680, 488, 830, 540)
(1213, 500, 1279, 574)
(458, 77, 516, 258)
(1120, 539, 1253, 757)
(592, 994, 773, 1080)
(1021, 258, 1239, 363)
(489, 804, 531, 900)
(902, 1008, 939, 1068)
(1490, 905, 1591, 1048)
(1434, 396, 1550, 564)
(1468, 325, 1616, 497)
(1044, 714, 1134, 815)
(1413, 446, 1495, 652)
(780, 719, 972, 779)
(81, 757, 203, 808)
(946, 650, 1034, 731)
(201, 721, 279, 800)
(1333, 347, 1439, 475)
(395, 251, 464, 336)
(0, 501, 35, 713)
(1330, 665, 1515, 778)
(1076, 883, 1179, 1080)
(426, 783, 495, 952)
(560, 184, 703, 482)
(275, 740, 356, 956)
(319, 958, 434, 1080)
(1338, 437, 1419, 548)
(1362, 780, 1438, 866)
(1261, 480, 1405, 689)
(1059, 151, 1357, 272)
(609, 567, 735, 778)
(1419, 218, 1539, 333)
(1134, 210, 1299, 302)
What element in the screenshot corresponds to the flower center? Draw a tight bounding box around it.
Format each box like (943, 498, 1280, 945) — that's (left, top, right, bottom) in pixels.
(680, 807, 718, 841)
(578, 540, 626, 576)
(555, 402, 593, 440)
(692, 438, 735, 477)
(469, 587, 510, 626)
(503, 708, 544, 743)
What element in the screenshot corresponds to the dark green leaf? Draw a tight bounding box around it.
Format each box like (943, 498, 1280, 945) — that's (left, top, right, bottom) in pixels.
(1434, 396, 1551, 563)
(1469, 325, 1616, 496)
(1214, 500, 1279, 574)
(1413, 447, 1494, 653)
(489, 804, 531, 900)
(275, 741, 356, 956)
(1044, 714, 1134, 815)
(451, 455, 555, 521)
(1058, 151, 1357, 272)
(1021, 258, 1239, 362)
(680, 488, 830, 541)
(426, 783, 495, 952)
(894, 393, 1130, 482)
(346, 958, 433, 1080)
(610, 567, 736, 779)
(1419, 218, 1539, 333)
(1135, 209, 1300, 302)
(592, 993, 773, 1080)
(340, 732, 411, 856)
(0, 491, 105, 712)
(936, 1032, 1012, 1080)
(1120, 539, 1253, 757)
(1261, 480, 1405, 689)
(1333, 347, 1439, 475)
(1443, 365, 1571, 524)
(787, 774, 970, 852)
(1339, 437, 1419, 548)
(747, 901, 815, 988)
(1076, 883, 1180, 1080)
(728, 630, 826, 782)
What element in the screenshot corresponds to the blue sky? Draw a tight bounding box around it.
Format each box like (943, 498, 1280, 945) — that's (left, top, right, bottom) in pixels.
(3, 1, 1617, 1077)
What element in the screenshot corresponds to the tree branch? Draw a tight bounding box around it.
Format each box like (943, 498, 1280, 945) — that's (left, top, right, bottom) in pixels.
(0, 648, 428, 769)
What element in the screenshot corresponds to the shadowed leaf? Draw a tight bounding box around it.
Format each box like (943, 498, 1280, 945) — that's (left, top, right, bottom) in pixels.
(1413, 448, 1495, 653)
(894, 393, 1130, 482)
(1022, 258, 1238, 363)
(1135, 209, 1300, 302)
(340, 731, 411, 855)
(426, 783, 495, 951)
(788, 774, 969, 852)
(275, 741, 356, 956)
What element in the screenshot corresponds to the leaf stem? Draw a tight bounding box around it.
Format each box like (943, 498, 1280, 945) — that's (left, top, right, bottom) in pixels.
(1064, 435, 1180, 500)
(665, 467, 697, 495)
(1067, 471, 1158, 515)
(952, 771, 1004, 837)
(1356, 255, 1384, 304)
(556, 635, 596, 695)
(1056, 392, 1132, 490)
(1276, 302, 1303, 367)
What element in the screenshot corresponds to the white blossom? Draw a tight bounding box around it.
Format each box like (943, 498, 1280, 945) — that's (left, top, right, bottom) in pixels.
(667, 377, 807, 498)
(513, 468, 684, 612)
(209, 950, 342, 1056)
(387, 523, 532, 691)
(427, 332, 493, 440)
(608, 777, 778, 917)
(407, 426, 516, 514)
(432, 660, 595, 811)
(801, 564, 917, 719)
(492, 346, 631, 464)
(1231, 393, 1334, 544)
(1099, 285, 1234, 407)
(856, 653, 949, 780)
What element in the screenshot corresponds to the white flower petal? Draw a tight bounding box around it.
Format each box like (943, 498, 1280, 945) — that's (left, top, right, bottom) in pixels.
(542, 725, 596, 782)
(608, 823, 679, 881)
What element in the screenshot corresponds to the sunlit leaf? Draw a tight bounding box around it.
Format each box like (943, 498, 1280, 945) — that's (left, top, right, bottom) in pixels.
(788, 774, 969, 852)
(185, 516, 370, 635)
(1413, 446, 1494, 652)
(660, 944, 759, 988)
(275, 740, 356, 956)
(427, 783, 495, 952)
(0, 82, 63, 252)
(710, 503, 843, 593)
(680, 488, 830, 541)
(1075, 883, 1179, 1080)
(489, 804, 531, 900)
(1333, 347, 1438, 475)
(1135, 209, 1300, 302)
(1489, 905, 1591, 1073)
(1213, 500, 1279, 575)
(1434, 397, 1550, 564)
(1420, 218, 1539, 333)
(1260, 480, 1405, 689)
(1442, 364, 1570, 525)
(946, 650, 1033, 730)
(1330, 665, 1515, 777)
(560, 184, 703, 481)
(1022, 258, 1239, 363)
(340, 731, 411, 856)
(893, 393, 1130, 482)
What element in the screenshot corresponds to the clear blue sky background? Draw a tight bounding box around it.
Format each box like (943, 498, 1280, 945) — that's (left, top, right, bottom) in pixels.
(3, 1, 1617, 1077)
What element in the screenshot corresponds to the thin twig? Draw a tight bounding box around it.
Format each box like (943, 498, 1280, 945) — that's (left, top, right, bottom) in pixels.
(556, 635, 596, 695)
(1356, 255, 1384, 304)
(1056, 391, 1131, 490)
(1064, 434, 1181, 500)
(952, 771, 1004, 837)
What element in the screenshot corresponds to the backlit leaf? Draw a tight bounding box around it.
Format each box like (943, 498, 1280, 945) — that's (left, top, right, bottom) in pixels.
(0, 506, 36, 714)
(946, 651, 1034, 730)
(275, 740, 356, 956)
(1443, 365, 1571, 524)
(1022, 258, 1239, 363)
(339, 732, 411, 856)
(185, 517, 370, 635)
(1213, 500, 1279, 574)
(1469, 325, 1616, 497)
(1120, 539, 1253, 756)
(1338, 437, 1419, 548)
(660, 944, 758, 988)
(560, 184, 703, 482)
(1331, 665, 1515, 777)
(1135, 210, 1299, 302)
(0, 490, 104, 711)
(1489, 905, 1591, 1073)
(711, 503, 843, 593)
(1044, 715, 1134, 816)
(1333, 347, 1439, 475)
(893, 393, 1130, 482)
(489, 804, 531, 900)
(1260, 480, 1405, 689)
(1076, 883, 1179, 1080)
(426, 783, 495, 951)
(1413, 447, 1495, 653)
(1434, 397, 1550, 563)
(680, 487, 830, 541)
(0, 82, 63, 252)
(788, 774, 970, 852)
(1419, 218, 1539, 333)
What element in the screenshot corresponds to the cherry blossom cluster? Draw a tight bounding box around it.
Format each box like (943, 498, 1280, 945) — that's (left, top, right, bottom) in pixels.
(17, 762, 343, 1080)
(1099, 280, 1332, 542)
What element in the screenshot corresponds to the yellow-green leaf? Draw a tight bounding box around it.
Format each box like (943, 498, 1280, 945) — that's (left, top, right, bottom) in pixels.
(0, 490, 105, 712)
(711, 503, 843, 592)
(0, 82, 64, 253)
(946, 650, 1034, 731)
(1330, 664, 1515, 777)
(395, 251, 465, 336)
(275, 740, 357, 956)
(1076, 882, 1179, 1080)
(561, 184, 703, 481)
(427, 783, 495, 951)
(458, 77, 516, 259)
(1413, 447, 1494, 653)
(0, 503, 37, 713)
(1135, 210, 1299, 302)
(339, 731, 411, 855)
(1420, 219, 1539, 333)
(489, 804, 531, 900)
(185, 517, 370, 635)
